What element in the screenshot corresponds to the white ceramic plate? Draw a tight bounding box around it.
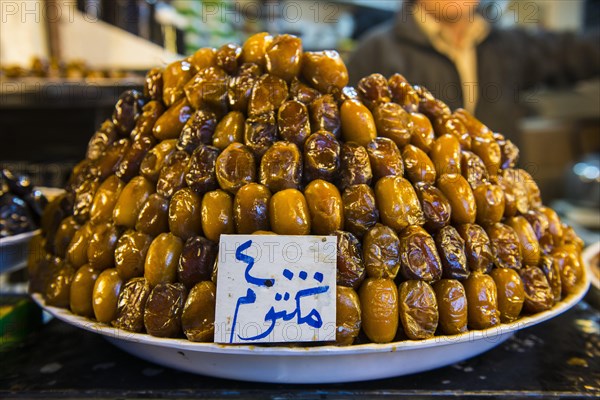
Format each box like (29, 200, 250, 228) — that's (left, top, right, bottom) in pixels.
(0, 229, 40, 275)
(31, 269, 589, 384)
(582, 241, 600, 291)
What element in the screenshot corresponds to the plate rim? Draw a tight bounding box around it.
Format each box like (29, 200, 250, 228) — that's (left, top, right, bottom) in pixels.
(31, 266, 589, 357)
(0, 229, 41, 247)
(582, 241, 600, 290)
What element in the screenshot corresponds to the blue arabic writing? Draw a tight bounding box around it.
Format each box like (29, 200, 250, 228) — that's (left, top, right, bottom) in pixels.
(230, 240, 330, 343)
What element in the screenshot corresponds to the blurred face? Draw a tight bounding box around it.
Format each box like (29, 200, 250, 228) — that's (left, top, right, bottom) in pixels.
(417, 0, 480, 23)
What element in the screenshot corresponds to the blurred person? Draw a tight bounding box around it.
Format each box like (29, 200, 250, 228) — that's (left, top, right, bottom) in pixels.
(347, 0, 600, 146)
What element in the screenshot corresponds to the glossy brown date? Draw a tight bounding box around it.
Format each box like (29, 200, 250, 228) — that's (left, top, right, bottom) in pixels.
(485, 222, 522, 270)
(471, 136, 501, 176)
(336, 230, 365, 289)
(112, 90, 145, 136)
(456, 223, 494, 274)
(461, 150, 489, 188)
(234, 183, 271, 234)
(201, 190, 235, 242)
(539, 206, 564, 249)
(413, 182, 451, 232)
(66, 222, 94, 267)
(135, 194, 170, 237)
(92, 268, 123, 323)
(399, 225, 443, 282)
(357, 73, 391, 109)
(523, 209, 553, 255)
(432, 279, 468, 335)
(490, 268, 525, 322)
(152, 98, 193, 140)
(342, 184, 379, 239)
(453, 108, 493, 139)
(398, 280, 439, 340)
(339, 142, 372, 191)
(178, 236, 218, 289)
(112, 277, 152, 332)
(144, 282, 187, 338)
(290, 77, 320, 105)
(340, 99, 377, 147)
(265, 34, 303, 81)
(552, 245, 584, 295)
(45, 262, 75, 308)
(375, 176, 424, 232)
(114, 230, 152, 281)
(304, 180, 343, 235)
(506, 216, 540, 267)
(335, 286, 361, 346)
(130, 101, 164, 141)
(86, 119, 118, 161)
(259, 141, 302, 192)
(539, 254, 562, 302)
(145, 233, 183, 287)
(463, 272, 500, 330)
(402, 144, 436, 185)
(140, 139, 177, 183)
(277, 100, 310, 149)
(434, 225, 469, 280)
(183, 67, 228, 110)
(309, 94, 340, 137)
(433, 115, 471, 150)
(499, 169, 530, 217)
(388, 73, 419, 113)
(69, 265, 99, 318)
(244, 112, 278, 159)
(494, 133, 519, 169)
(248, 74, 288, 117)
(116, 135, 156, 182)
(409, 113, 435, 152)
(215, 43, 241, 74)
(215, 143, 256, 195)
(303, 131, 341, 183)
(269, 189, 311, 235)
(189, 47, 217, 71)
(87, 223, 120, 271)
(227, 69, 256, 113)
(53, 216, 80, 259)
(429, 134, 461, 176)
(302, 50, 348, 93)
(144, 67, 163, 101)
(113, 176, 155, 228)
(181, 281, 216, 342)
(177, 109, 217, 154)
(437, 173, 477, 225)
(212, 111, 245, 150)
(366, 137, 404, 181)
(473, 182, 505, 226)
(519, 266, 554, 313)
(362, 223, 400, 279)
(162, 60, 194, 106)
(168, 188, 203, 240)
(359, 278, 398, 343)
(372, 102, 412, 148)
(240, 32, 272, 68)
(185, 145, 220, 195)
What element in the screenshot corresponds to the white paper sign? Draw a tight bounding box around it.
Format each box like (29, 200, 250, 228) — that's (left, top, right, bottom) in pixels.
(214, 235, 337, 344)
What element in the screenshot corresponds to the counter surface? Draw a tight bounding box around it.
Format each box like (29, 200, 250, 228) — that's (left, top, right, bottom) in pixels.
(1, 301, 598, 399)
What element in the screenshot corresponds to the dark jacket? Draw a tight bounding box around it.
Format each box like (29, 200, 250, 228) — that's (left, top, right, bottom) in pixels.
(347, 6, 600, 146)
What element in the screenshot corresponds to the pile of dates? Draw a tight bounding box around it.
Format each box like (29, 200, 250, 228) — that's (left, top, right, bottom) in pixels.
(1, 169, 47, 238)
(29, 33, 586, 345)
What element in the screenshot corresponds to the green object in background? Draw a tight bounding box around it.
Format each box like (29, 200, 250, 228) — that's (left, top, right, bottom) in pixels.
(0, 296, 42, 351)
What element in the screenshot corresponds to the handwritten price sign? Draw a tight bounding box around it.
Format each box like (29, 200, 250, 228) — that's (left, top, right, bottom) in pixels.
(214, 235, 337, 344)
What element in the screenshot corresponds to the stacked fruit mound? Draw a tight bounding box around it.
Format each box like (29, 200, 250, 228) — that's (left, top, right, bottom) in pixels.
(29, 33, 586, 345)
